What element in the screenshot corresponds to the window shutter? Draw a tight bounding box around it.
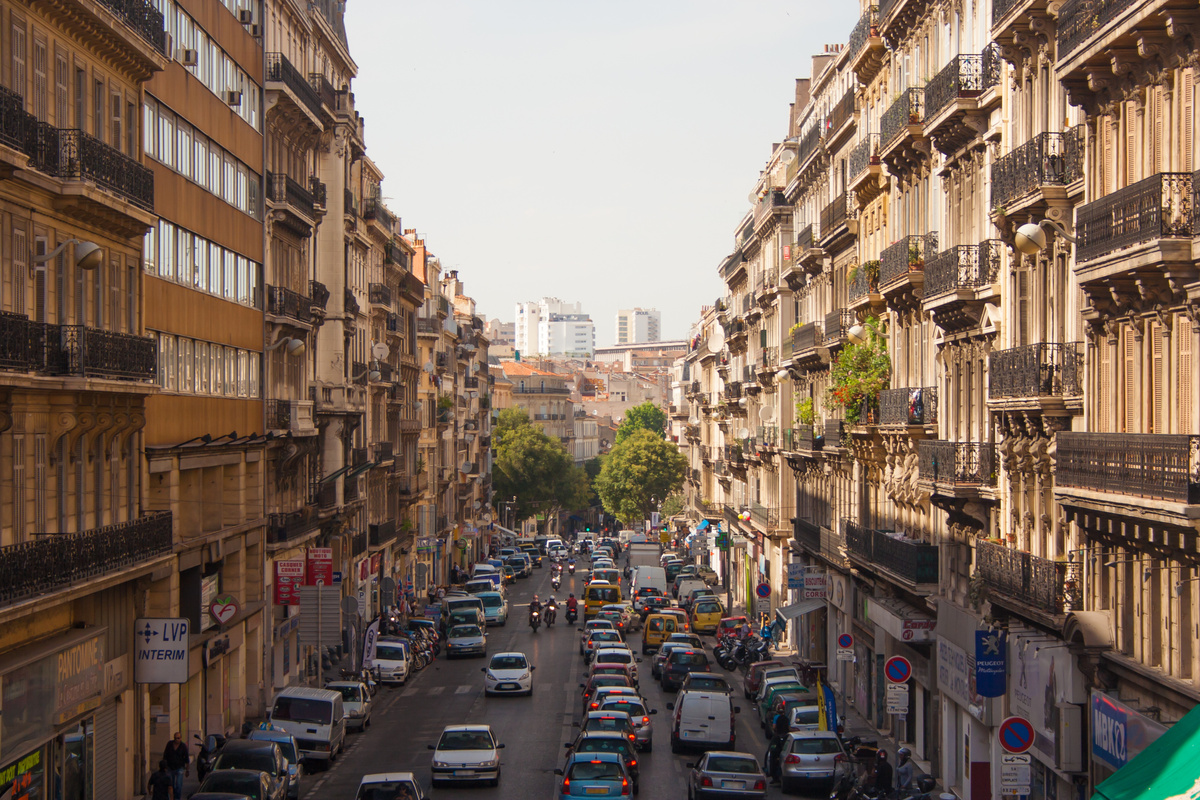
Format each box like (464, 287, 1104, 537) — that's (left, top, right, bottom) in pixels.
(11, 23, 26, 105)
(34, 434, 46, 532)
(1123, 328, 1136, 433)
(1151, 323, 1163, 433)
(94, 439, 104, 527)
(1099, 336, 1112, 432)
(75, 254, 86, 325)
(1017, 270, 1030, 347)
(56, 246, 66, 323)
(75, 437, 84, 530)
(32, 38, 46, 121)
(12, 226, 26, 315)
(12, 436, 25, 540)
(1103, 118, 1114, 195)
(1126, 100, 1138, 185)
(1153, 87, 1163, 174)
(1185, 71, 1195, 173)
(1179, 313, 1193, 435)
(54, 50, 68, 125)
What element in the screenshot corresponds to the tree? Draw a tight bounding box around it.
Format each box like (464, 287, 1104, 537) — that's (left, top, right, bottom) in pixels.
(493, 422, 591, 533)
(494, 407, 532, 450)
(594, 429, 686, 525)
(660, 491, 685, 519)
(614, 401, 667, 445)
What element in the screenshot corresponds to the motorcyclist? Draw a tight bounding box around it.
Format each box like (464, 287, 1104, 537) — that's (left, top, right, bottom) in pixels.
(566, 594, 578, 617)
(567, 557, 576, 573)
(529, 595, 542, 616)
(546, 596, 558, 625)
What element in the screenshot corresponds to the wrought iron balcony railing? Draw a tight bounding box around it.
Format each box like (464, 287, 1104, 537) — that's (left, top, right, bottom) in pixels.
(754, 190, 789, 227)
(844, 520, 939, 584)
(1076, 172, 1193, 264)
(797, 124, 822, 167)
(992, 0, 1023, 24)
(266, 53, 324, 120)
(267, 285, 313, 324)
(989, 342, 1084, 399)
(975, 538, 1080, 616)
(880, 233, 937, 287)
(881, 88, 923, 148)
(30, 124, 154, 210)
(309, 72, 339, 110)
(1057, 0, 1137, 59)
(35, 324, 156, 380)
(849, 134, 881, 182)
(828, 90, 857, 135)
(1055, 432, 1200, 503)
(796, 224, 814, 253)
(918, 440, 996, 485)
(268, 508, 319, 545)
(345, 289, 360, 316)
(352, 361, 369, 386)
(0, 511, 172, 606)
(369, 283, 392, 307)
(795, 425, 822, 452)
(417, 317, 440, 334)
(362, 197, 397, 230)
(385, 240, 405, 266)
(924, 240, 1001, 298)
(96, 0, 167, 53)
(310, 177, 328, 208)
(990, 128, 1085, 210)
(848, 6, 879, 59)
(344, 188, 358, 218)
(824, 309, 855, 343)
(794, 516, 821, 552)
(879, 386, 938, 425)
(791, 323, 822, 356)
(824, 420, 845, 448)
(820, 193, 850, 240)
(267, 171, 316, 218)
(724, 382, 742, 401)
(923, 48, 1001, 119)
(369, 521, 397, 548)
(266, 399, 290, 430)
(848, 262, 879, 302)
(350, 529, 367, 555)
(0, 85, 33, 153)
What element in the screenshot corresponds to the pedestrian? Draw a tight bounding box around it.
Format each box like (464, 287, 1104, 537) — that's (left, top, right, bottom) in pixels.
(873, 750, 894, 795)
(148, 760, 174, 800)
(896, 748, 914, 793)
(163, 732, 188, 799)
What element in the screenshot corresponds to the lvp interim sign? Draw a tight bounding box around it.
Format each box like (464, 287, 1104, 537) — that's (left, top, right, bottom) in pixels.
(135, 618, 190, 684)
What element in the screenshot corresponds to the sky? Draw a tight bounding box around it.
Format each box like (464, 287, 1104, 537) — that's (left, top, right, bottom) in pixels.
(344, 1, 857, 344)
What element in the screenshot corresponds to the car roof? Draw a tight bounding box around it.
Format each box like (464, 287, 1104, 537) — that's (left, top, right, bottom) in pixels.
(684, 672, 726, 681)
(701, 751, 760, 761)
(359, 773, 419, 784)
(491, 651, 527, 659)
(247, 730, 295, 744)
(585, 710, 632, 720)
(787, 730, 840, 740)
(593, 647, 632, 655)
(324, 680, 366, 688)
(217, 739, 277, 753)
(578, 730, 633, 740)
(441, 724, 492, 732)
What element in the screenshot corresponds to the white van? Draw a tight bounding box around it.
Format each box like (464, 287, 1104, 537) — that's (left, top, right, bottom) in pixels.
(631, 566, 667, 598)
(667, 690, 739, 752)
(268, 687, 347, 763)
(618, 530, 635, 545)
(471, 564, 502, 589)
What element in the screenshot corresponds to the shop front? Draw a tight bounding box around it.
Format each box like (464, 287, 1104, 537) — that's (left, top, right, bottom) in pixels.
(866, 596, 936, 748)
(935, 601, 1001, 800)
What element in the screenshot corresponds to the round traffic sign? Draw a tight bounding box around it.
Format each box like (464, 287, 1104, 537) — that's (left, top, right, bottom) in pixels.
(884, 656, 912, 683)
(755, 582, 772, 599)
(837, 633, 854, 649)
(998, 716, 1036, 754)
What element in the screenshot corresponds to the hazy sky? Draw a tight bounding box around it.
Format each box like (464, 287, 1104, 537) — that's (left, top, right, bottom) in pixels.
(344, 2, 856, 344)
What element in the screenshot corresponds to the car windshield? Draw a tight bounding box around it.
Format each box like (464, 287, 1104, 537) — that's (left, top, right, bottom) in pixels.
(438, 730, 494, 750)
(568, 761, 623, 781)
(707, 756, 760, 774)
(686, 677, 727, 691)
(202, 772, 262, 797)
(249, 736, 297, 763)
(792, 737, 842, 755)
(450, 625, 481, 638)
(356, 779, 419, 800)
(480, 595, 502, 608)
(490, 655, 526, 669)
(590, 633, 620, 643)
(272, 696, 330, 724)
(587, 718, 629, 733)
(671, 652, 709, 667)
(330, 685, 362, 702)
(696, 602, 722, 613)
(376, 645, 407, 661)
(602, 702, 645, 716)
(213, 752, 275, 773)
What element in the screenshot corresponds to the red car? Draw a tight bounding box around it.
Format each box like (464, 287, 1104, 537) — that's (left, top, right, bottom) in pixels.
(742, 660, 787, 699)
(716, 616, 750, 640)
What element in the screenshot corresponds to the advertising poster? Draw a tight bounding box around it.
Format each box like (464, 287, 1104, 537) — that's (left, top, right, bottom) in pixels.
(274, 560, 304, 605)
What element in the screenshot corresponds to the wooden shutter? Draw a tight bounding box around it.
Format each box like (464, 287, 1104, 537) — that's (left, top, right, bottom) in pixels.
(1100, 335, 1112, 433)
(1185, 71, 1195, 173)
(75, 251, 86, 325)
(12, 226, 26, 315)
(11, 22, 26, 104)
(56, 245, 65, 323)
(31, 36, 46, 121)
(54, 50, 68, 125)
(75, 437, 84, 530)
(1153, 87, 1163, 174)
(1123, 327, 1136, 433)
(1179, 313, 1193, 434)
(1017, 270, 1030, 347)
(12, 436, 25, 540)
(1126, 100, 1138, 185)
(1103, 117, 1114, 195)
(35, 434, 46, 532)
(1151, 323, 1164, 433)
(94, 438, 104, 527)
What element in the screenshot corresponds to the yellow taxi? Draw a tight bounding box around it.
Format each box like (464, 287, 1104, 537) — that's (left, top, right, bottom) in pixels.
(690, 596, 726, 634)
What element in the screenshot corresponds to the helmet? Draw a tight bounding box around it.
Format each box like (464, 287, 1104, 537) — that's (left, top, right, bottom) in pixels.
(877, 750, 889, 761)
(533, 595, 539, 601)
(569, 593, 575, 598)
(898, 748, 911, 759)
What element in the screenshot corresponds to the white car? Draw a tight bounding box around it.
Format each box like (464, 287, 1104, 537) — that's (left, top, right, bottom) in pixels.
(324, 680, 372, 731)
(355, 772, 425, 800)
(579, 619, 617, 654)
(482, 652, 535, 696)
(428, 724, 505, 787)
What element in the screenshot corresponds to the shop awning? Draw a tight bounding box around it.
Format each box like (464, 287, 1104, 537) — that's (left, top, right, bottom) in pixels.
(1093, 702, 1200, 800)
(696, 520, 710, 532)
(492, 524, 520, 539)
(345, 461, 375, 479)
(318, 464, 353, 484)
(776, 598, 825, 622)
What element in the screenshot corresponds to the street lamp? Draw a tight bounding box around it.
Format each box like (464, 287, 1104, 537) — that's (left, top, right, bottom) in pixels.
(1013, 218, 1077, 255)
(33, 238, 104, 270)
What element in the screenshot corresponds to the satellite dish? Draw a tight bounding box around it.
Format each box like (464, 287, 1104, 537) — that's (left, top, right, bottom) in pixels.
(461, 460, 473, 473)
(760, 405, 775, 422)
(473, 501, 482, 510)
(423, 361, 435, 374)
(371, 342, 390, 361)
(747, 191, 758, 205)
(709, 326, 725, 352)
(738, 427, 750, 439)
(780, 149, 797, 165)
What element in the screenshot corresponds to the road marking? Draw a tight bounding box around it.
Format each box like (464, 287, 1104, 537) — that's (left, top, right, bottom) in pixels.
(428, 685, 444, 695)
(455, 684, 473, 694)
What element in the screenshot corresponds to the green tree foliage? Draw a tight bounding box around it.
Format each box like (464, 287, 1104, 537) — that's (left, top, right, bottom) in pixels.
(595, 429, 686, 525)
(493, 413, 590, 531)
(494, 407, 532, 449)
(825, 315, 890, 425)
(614, 401, 667, 445)
(660, 491, 685, 519)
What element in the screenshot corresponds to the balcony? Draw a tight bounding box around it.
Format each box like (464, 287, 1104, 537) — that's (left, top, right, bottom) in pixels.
(267, 285, 313, 326)
(844, 520, 939, 586)
(1056, 0, 1139, 62)
(879, 88, 926, 174)
(879, 234, 937, 308)
(369, 521, 397, 548)
(790, 323, 826, 370)
(923, 48, 1001, 155)
(819, 193, 852, 248)
(266, 399, 317, 436)
(753, 189, 790, 231)
(793, 223, 824, 276)
(309, 280, 330, 312)
(924, 241, 1001, 331)
(385, 239, 406, 267)
(267, 508, 320, 546)
(93, 0, 168, 55)
(417, 317, 440, 336)
(796, 124, 823, 172)
(29, 124, 154, 215)
(848, 262, 880, 308)
(1075, 172, 1193, 270)
(368, 283, 393, 309)
(975, 538, 1080, 619)
(824, 309, 855, 349)
(362, 197, 397, 233)
(989, 343, 1084, 407)
(309, 72, 339, 115)
(1055, 432, 1200, 505)
(918, 441, 996, 487)
(848, 6, 886, 84)
(827, 89, 858, 146)
(0, 511, 172, 607)
(265, 53, 324, 124)
(794, 425, 823, 454)
(824, 420, 845, 449)
(794, 517, 821, 553)
(344, 188, 358, 220)
(350, 529, 367, 556)
(266, 171, 316, 227)
(879, 386, 938, 426)
(345, 290, 360, 317)
(848, 134, 886, 207)
(371, 442, 394, 463)
(310, 177, 328, 210)
(312, 482, 337, 510)
(990, 128, 1085, 213)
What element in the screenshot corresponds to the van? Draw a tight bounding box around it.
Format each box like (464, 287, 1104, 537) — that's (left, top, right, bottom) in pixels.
(676, 578, 707, 603)
(591, 568, 620, 586)
(268, 687, 346, 763)
(583, 582, 623, 619)
(641, 613, 680, 653)
(443, 594, 486, 619)
(464, 578, 499, 596)
(630, 566, 667, 598)
(370, 637, 410, 685)
(667, 690, 739, 752)
(618, 530, 634, 545)
(471, 564, 502, 589)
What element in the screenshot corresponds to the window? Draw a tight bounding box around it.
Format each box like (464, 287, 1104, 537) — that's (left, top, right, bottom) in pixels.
(10, 21, 25, 101)
(30, 36, 46, 120)
(77, 66, 87, 131)
(92, 78, 103, 140)
(126, 100, 136, 155)
(142, 96, 154, 157)
(111, 90, 123, 153)
(54, 50, 68, 125)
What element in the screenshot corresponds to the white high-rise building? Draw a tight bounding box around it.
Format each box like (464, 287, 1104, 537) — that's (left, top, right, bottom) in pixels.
(515, 298, 596, 357)
(615, 308, 662, 345)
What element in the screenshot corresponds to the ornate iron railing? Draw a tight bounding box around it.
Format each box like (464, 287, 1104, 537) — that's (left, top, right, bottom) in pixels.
(310, 177, 328, 208)
(797, 124, 822, 166)
(42, 325, 156, 380)
(825, 309, 855, 342)
(754, 190, 789, 227)
(1055, 432, 1200, 503)
(95, 0, 167, 53)
(791, 323, 822, 356)
(794, 517, 821, 552)
(848, 6, 879, 61)
(848, 263, 878, 301)
(369, 521, 397, 548)
(975, 538, 1080, 616)
(990, 127, 1085, 210)
(385, 240, 405, 266)
(313, 482, 337, 510)
(925, 240, 1001, 298)
(372, 442, 394, 463)
(0, 511, 172, 606)
(795, 425, 822, 452)
(918, 440, 996, 485)
(345, 289, 360, 316)
(309, 72, 339, 110)
(880, 233, 936, 287)
(268, 508, 320, 545)
(267, 171, 316, 217)
(0, 85, 33, 153)
(820, 193, 850, 240)
(724, 382, 742, 401)
(309, 280, 330, 310)
(1057, 0, 1137, 59)
(824, 420, 845, 447)
(850, 134, 881, 182)
(0, 312, 39, 370)
(828, 90, 857, 134)
(30, 125, 154, 209)
(992, 0, 1023, 24)
(369, 283, 392, 307)
(266, 399, 290, 430)
(844, 520, 939, 584)
(417, 317, 439, 334)
(989, 342, 1084, 399)
(363, 197, 397, 230)
(352, 361, 368, 386)
(266, 53, 324, 120)
(796, 224, 814, 253)
(924, 48, 1001, 118)
(350, 529, 367, 555)
(881, 88, 923, 148)
(267, 285, 313, 324)
(879, 386, 938, 425)
(1076, 172, 1193, 263)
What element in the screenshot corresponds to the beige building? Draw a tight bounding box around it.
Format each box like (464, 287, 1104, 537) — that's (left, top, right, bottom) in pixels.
(498, 361, 575, 447)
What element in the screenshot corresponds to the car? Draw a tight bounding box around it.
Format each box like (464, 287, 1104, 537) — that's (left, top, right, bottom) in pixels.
(742, 661, 787, 699)
(354, 773, 427, 800)
(566, 731, 641, 793)
(659, 607, 691, 633)
(661, 648, 712, 692)
(601, 604, 637, 632)
(631, 588, 665, 614)
(598, 697, 658, 752)
(580, 619, 618, 653)
(595, 609, 628, 636)
(757, 683, 813, 729)
(580, 674, 634, 713)
(585, 631, 624, 662)
(754, 669, 803, 702)
(195, 769, 277, 800)
(716, 616, 751, 640)
(679, 673, 732, 694)
(687, 751, 767, 800)
(209, 741, 289, 800)
(591, 568, 621, 586)
(519, 545, 543, 567)
(247, 730, 303, 800)
(637, 596, 672, 619)
(689, 595, 723, 629)
(502, 565, 516, 584)
(787, 704, 824, 732)
(577, 710, 638, 744)
(324, 681, 372, 731)
(554, 752, 632, 800)
(592, 647, 640, 684)
(477, 591, 509, 626)
(779, 731, 846, 792)
(482, 651, 535, 696)
(643, 614, 684, 653)
(695, 565, 719, 586)
(445, 623, 487, 658)
(371, 637, 410, 685)
(666, 632, 705, 650)
(427, 725, 505, 787)
(652, 642, 691, 679)
(505, 555, 528, 578)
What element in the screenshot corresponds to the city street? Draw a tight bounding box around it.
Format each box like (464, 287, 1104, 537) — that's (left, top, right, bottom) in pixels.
(302, 567, 783, 800)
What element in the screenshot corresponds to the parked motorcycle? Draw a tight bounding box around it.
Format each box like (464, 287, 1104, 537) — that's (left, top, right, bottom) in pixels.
(195, 733, 225, 781)
(530, 609, 541, 632)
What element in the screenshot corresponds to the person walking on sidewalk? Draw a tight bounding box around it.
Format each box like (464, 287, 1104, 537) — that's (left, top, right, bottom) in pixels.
(163, 732, 189, 800)
(896, 748, 914, 793)
(148, 760, 174, 800)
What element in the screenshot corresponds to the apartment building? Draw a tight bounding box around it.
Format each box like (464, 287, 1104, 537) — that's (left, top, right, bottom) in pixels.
(615, 307, 661, 344)
(497, 361, 575, 446)
(685, 2, 1200, 799)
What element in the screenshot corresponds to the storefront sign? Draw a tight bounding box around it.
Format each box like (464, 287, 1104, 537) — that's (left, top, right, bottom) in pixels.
(417, 536, 436, 553)
(306, 547, 334, 586)
(1090, 690, 1167, 771)
(937, 635, 988, 722)
(134, 618, 190, 684)
(370, 553, 382, 574)
(787, 563, 806, 590)
(54, 636, 105, 724)
(0, 747, 44, 800)
(868, 597, 935, 642)
(358, 558, 369, 582)
(274, 560, 304, 606)
(974, 629, 1006, 697)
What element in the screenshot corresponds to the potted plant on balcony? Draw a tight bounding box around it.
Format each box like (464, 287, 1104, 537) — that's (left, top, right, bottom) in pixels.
(908, 242, 925, 270)
(797, 397, 816, 425)
(847, 260, 881, 289)
(825, 315, 890, 426)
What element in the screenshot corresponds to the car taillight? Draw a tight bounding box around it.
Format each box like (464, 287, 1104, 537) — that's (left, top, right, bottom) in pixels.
(621, 778, 630, 795)
(591, 703, 599, 709)
(561, 779, 570, 793)
(629, 759, 636, 767)
(641, 716, 649, 725)
(784, 754, 801, 764)
(834, 754, 844, 762)
(628, 733, 635, 740)
(701, 777, 713, 787)
(753, 780, 766, 790)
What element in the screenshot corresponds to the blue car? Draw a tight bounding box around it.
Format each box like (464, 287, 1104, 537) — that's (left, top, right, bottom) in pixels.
(555, 752, 631, 799)
(478, 592, 508, 626)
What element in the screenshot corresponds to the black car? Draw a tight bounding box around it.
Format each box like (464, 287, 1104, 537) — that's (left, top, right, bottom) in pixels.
(195, 769, 276, 800)
(209, 741, 289, 800)
(661, 648, 712, 692)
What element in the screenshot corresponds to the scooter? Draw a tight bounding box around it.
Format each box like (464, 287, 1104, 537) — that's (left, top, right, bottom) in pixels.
(566, 605, 578, 624)
(546, 604, 557, 626)
(551, 575, 561, 591)
(195, 733, 225, 781)
(568, 561, 576, 575)
(529, 609, 541, 632)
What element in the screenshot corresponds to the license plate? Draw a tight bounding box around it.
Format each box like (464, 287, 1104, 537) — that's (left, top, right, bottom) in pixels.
(585, 788, 608, 795)
(682, 730, 701, 739)
(721, 781, 745, 789)
(499, 683, 518, 690)
(453, 770, 473, 777)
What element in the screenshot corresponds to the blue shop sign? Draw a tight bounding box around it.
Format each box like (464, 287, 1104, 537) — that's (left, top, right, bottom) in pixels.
(973, 629, 1006, 697)
(1091, 690, 1166, 770)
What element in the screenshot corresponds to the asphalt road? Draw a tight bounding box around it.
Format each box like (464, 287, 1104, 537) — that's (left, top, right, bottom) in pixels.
(300, 563, 807, 800)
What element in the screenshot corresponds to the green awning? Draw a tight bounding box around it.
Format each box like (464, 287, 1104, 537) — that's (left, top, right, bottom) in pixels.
(1093, 703, 1200, 800)
(345, 461, 375, 479)
(319, 465, 353, 484)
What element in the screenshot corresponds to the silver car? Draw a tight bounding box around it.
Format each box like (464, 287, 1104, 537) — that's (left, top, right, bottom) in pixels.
(779, 731, 846, 793)
(598, 696, 658, 752)
(428, 725, 505, 787)
(687, 751, 767, 800)
(445, 623, 487, 658)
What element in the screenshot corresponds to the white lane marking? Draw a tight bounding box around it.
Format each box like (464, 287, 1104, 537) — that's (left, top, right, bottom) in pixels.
(455, 684, 473, 694)
(428, 685, 445, 695)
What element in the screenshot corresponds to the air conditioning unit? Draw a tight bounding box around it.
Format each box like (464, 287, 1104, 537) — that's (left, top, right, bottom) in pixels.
(237, 8, 254, 23)
(224, 90, 243, 107)
(249, 24, 263, 38)
(178, 48, 198, 66)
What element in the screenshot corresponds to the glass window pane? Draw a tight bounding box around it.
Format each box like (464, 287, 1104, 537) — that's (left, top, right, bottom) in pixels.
(209, 244, 221, 297)
(143, 225, 156, 274)
(143, 100, 155, 157)
(176, 229, 192, 287)
(177, 121, 191, 176)
(225, 347, 236, 394)
(237, 350, 248, 397)
(237, 255, 249, 304)
(224, 251, 235, 300)
(194, 238, 207, 291)
(158, 221, 174, 280)
(194, 133, 206, 186)
(249, 351, 260, 398)
(158, 108, 174, 166)
(212, 346, 223, 395)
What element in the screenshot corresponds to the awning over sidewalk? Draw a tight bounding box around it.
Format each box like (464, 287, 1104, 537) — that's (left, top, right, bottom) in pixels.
(1093, 702, 1200, 800)
(696, 520, 710, 531)
(776, 598, 824, 622)
(491, 524, 520, 540)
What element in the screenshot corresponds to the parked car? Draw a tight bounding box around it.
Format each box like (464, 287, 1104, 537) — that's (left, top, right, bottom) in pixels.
(324, 681, 372, 731)
(246, 730, 303, 800)
(427, 725, 505, 787)
(687, 751, 767, 800)
(209, 741, 289, 800)
(195, 769, 277, 800)
(742, 661, 787, 699)
(779, 731, 846, 793)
